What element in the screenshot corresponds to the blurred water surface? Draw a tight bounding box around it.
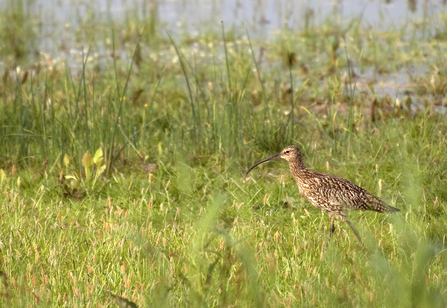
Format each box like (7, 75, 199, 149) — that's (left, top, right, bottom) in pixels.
(5, 0, 446, 41)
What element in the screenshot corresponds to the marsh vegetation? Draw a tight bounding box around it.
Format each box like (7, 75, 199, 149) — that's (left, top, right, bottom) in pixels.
(0, 0, 447, 306)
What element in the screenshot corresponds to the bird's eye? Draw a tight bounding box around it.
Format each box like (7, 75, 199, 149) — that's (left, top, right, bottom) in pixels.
(284, 150, 289, 154)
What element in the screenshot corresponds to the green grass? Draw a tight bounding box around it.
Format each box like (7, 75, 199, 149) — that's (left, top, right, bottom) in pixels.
(1, 2, 447, 307)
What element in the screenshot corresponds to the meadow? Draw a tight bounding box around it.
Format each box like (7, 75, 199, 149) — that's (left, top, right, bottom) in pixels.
(1, 1, 447, 307)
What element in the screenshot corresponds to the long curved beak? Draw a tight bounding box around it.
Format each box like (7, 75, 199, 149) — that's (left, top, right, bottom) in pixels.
(245, 153, 282, 176)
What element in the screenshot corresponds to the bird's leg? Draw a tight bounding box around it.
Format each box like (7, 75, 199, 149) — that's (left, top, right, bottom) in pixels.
(345, 219, 363, 245)
(329, 216, 335, 237)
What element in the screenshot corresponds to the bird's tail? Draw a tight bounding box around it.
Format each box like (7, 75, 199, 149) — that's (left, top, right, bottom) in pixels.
(384, 204, 400, 213)
(368, 194, 400, 213)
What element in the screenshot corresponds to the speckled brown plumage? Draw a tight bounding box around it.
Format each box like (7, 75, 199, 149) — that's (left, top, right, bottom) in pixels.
(246, 145, 399, 243)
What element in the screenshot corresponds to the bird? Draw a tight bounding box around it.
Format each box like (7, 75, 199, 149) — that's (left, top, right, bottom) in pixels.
(245, 145, 399, 244)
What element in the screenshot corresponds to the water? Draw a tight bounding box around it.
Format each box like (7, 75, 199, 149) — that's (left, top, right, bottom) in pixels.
(2, 0, 445, 59)
(7, 0, 447, 46)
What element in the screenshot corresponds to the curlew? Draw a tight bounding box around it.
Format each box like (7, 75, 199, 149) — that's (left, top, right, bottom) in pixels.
(246, 145, 399, 243)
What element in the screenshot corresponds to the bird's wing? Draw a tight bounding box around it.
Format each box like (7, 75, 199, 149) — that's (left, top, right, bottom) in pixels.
(307, 174, 392, 212)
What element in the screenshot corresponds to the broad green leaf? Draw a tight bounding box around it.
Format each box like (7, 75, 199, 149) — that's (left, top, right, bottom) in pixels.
(93, 165, 107, 188)
(0, 169, 5, 185)
(82, 151, 93, 168)
(82, 151, 93, 180)
(95, 158, 104, 168)
(63, 154, 70, 168)
(157, 142, 163, 156)
(97, 164, 106, 177)
(70, 178, 80, 189)
(93, 148, 103, 165)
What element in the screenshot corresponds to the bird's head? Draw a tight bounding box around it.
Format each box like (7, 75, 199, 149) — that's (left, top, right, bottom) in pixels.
(279, 145, 302, 162)
(245, 145, 303, 176)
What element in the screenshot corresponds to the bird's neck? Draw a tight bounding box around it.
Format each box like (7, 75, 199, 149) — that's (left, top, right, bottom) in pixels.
(289, 159, 309, 180)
